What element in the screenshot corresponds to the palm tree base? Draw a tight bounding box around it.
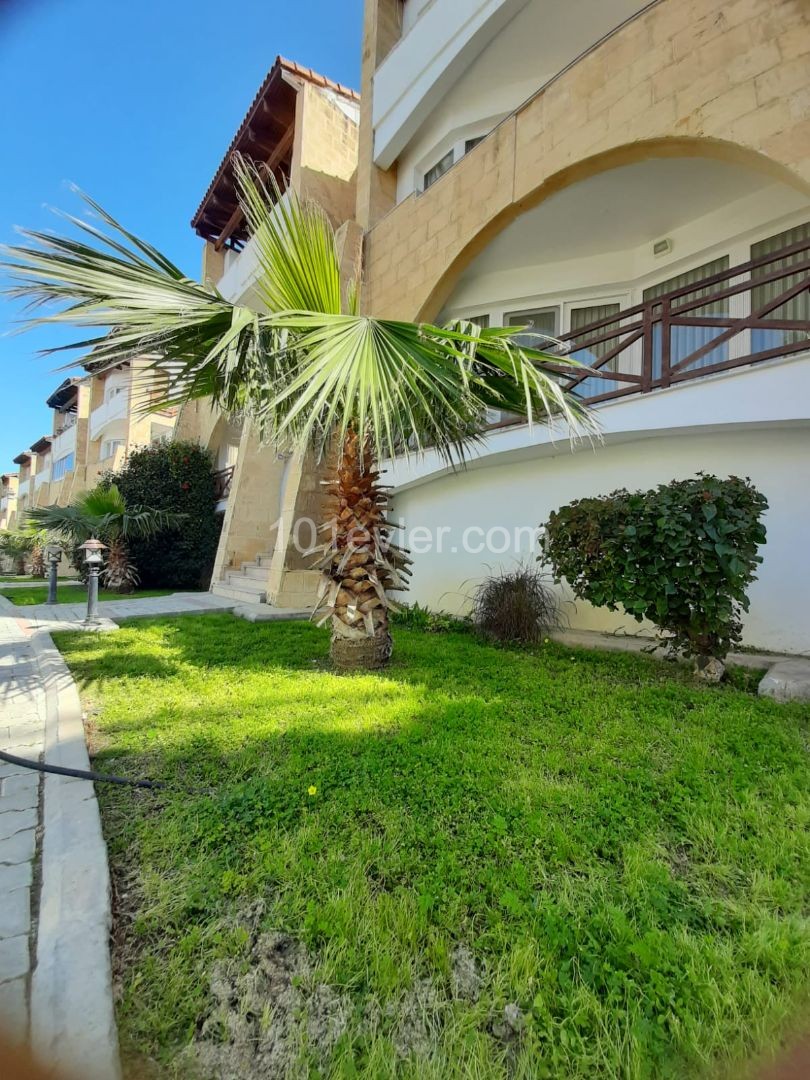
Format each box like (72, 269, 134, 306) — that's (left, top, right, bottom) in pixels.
(330, 628, 392, 671)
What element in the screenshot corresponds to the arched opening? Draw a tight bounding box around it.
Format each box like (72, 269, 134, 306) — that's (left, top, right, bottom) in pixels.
(420, 139, 810, 324)
(207, 415, 242, 505)
(427, 144, 809, 410)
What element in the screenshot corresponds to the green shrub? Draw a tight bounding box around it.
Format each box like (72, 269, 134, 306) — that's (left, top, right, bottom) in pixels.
(542, 473, 767, 659)
(106, 441, 222, 590)
(472, 565, 561, 645)
(392, 602, 471, 634)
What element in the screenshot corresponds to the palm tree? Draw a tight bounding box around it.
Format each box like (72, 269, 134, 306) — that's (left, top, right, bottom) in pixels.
(2, 159, 596, 667)
(27, 484, 185, 593)
(0, 530, 35, 576)
(25, 525, 49, 579)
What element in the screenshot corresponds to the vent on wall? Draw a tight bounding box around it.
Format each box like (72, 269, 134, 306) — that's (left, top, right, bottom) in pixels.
(653, 238, 673, 257)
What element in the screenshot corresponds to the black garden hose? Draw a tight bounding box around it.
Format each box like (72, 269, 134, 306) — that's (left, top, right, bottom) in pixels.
(0, 748, 164, 790)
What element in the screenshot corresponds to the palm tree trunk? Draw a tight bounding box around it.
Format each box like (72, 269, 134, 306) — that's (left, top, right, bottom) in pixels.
(312, 430, 411, 671)
(30, 544, 46, 579)
(103, 537, 138, 593)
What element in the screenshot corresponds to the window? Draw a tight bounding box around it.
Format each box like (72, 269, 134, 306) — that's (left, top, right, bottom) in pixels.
(569, 303, 622, 398)
(750, 221, 810, 353)
(464, 314, 490, 328)
(505, 307, 558, 347)
(464, 135, 485, 153)
(101, 439, 124, 461)
(105, 382, 127, 403)
(643, 256, 729, 374)
(423, 148, 454, 190)
(52, 454, 74, 481)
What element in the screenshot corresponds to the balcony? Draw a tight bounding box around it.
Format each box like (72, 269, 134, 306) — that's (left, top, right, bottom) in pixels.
(214, 465, 235, 503)
(51, 422, 77, 461)
(372, 0, 648, 172)
(89, 391, 128, 441)
(17, 479, 30, 498)
(540, 237, 810, 408)
(35, 465, 52, 490)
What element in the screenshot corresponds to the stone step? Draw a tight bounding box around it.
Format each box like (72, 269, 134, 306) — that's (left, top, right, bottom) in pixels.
(224, 571, 267, 593)
(239, 565, 268, 581)
(255, 552, 275, 566)
(212, 581, 267, 604)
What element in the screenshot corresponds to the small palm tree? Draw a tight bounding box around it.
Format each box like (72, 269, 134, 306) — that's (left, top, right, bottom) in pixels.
(27, 485, 185, 592)
(25, 525, 49, 579)
(2, 161, 596, 667)
(0, 530, 35, 576)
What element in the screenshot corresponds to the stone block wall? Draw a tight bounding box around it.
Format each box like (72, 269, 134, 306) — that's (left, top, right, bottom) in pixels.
(361, 0, 810, 322)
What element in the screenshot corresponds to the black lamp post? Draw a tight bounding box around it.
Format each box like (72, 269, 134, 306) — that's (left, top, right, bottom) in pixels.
(78, 537, 107, 626)
(45, 542, 62, 605)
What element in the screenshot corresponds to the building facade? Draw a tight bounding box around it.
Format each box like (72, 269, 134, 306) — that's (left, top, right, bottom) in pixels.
(178, 56, 361, 609)
(3, 361, 176, 530)
(0, 473, 18, 531)
(355, 0, 810, 652)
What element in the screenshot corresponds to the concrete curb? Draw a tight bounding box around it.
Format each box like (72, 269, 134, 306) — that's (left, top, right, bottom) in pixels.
(27, 629, 121, 1080)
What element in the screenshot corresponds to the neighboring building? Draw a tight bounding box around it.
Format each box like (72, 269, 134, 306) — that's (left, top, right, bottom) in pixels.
(83, 359, 176, 489)
(356, 0, 810, 653)
(178, 55, 361, 609)
(12, 449, 37, 522)
(3, 362, 177, 519)
(0, 472, 18, 530)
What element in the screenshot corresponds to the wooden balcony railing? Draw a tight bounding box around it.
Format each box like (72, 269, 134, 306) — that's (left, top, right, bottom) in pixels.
(538, 237, 810, 407)
(213, 465, 235, 501)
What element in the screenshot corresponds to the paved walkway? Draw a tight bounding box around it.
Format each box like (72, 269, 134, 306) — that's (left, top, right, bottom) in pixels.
(0, 609, 42, 1043)
(0, 590, 236, 1076)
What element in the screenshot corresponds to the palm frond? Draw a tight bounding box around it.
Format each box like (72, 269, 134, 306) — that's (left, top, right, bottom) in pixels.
(27, 484, 185, 544)
(1, 161, 597, 463)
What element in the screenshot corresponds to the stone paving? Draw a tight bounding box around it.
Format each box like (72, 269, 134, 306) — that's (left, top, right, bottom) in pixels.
(0, 606, 43, 1043)
(0, 589, 243, 1075)
(21, 589, 236, 634)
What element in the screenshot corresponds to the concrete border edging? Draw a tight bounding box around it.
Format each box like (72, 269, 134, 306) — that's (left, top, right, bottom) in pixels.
(28, 629, 121, 1080)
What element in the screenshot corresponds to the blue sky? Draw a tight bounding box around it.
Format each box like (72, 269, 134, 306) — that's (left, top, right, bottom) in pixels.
(0, 0, 363, 469)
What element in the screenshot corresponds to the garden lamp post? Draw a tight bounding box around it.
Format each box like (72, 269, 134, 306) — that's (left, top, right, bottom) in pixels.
(45, 542, 62, 605)
(79, 537, 107, 626)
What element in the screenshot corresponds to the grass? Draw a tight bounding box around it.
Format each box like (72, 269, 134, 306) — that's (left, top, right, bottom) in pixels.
(0, 585, 174, 606)
(54, 615, 810, 1079)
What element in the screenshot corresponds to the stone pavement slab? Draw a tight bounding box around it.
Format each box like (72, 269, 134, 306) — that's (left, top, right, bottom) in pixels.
(0, 596, 121, 1077)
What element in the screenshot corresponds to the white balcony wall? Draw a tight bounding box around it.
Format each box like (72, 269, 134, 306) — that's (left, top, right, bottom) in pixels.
(217, 233, 262, 304)
(374, 0, 649, 194)
(90, 391, 128, 441)
(50, 423, 77, 461)
(35, 463, 52, 489)
(17, 479, 30, 498)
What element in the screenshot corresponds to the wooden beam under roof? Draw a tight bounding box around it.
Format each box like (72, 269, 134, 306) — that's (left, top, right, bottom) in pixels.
(213, 123, 296, 252)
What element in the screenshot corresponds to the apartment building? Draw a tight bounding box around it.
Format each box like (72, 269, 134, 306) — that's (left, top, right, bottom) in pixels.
(177, 55, 361, 609)
(0, 473, 18, 530)
(4, 360, 177, 523)
(353, 0, 810, 653)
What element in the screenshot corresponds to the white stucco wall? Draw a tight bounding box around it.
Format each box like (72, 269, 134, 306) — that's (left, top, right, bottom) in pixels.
(387, 358, 810, 654)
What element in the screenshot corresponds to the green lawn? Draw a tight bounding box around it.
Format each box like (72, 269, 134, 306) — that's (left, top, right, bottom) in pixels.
(0, 585, 174, 606)
(0, 574, 44, 582)
(54, 615, 810, 1079)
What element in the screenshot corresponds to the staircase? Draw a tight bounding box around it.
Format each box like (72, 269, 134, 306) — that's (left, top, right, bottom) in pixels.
(211, 552, 273, 604)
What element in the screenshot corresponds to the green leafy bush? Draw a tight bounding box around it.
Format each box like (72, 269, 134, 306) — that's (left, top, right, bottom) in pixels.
(106, 441, 222, 590)
(542, 474, 767, 659)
